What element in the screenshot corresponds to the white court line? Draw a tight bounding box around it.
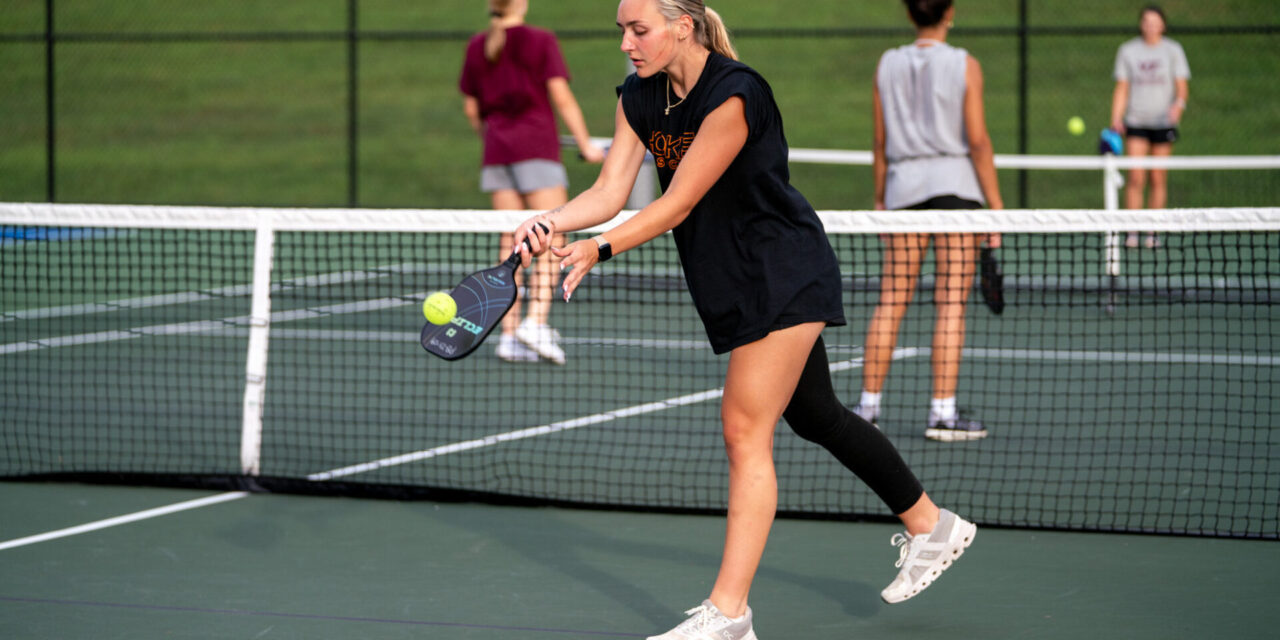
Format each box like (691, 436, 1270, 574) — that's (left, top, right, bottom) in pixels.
(0, 263, 429, 323)
(305, 388, 725, 481)
(0, 492, 249, 551)
(9, 273, 1278, 369)
(305, 348, 920, 482)
(964, 347, 1279, 366)
(0, 347, 899, 551)
(5, 338, 1270, 550)
(0, 297, 415, 355)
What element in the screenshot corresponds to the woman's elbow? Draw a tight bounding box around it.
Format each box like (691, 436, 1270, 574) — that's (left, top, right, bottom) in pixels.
(968, 136, 994, 157)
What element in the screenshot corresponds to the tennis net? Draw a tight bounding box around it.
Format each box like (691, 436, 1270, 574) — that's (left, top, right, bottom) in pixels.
(2, 203, 1277, 538)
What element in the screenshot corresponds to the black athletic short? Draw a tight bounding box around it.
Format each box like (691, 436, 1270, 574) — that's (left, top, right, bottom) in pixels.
(904, 194, 983, 210)
(1125, 126, 1179, 144)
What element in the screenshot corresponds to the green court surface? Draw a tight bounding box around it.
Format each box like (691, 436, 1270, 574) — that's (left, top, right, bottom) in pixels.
(1, 481, 1278, 640)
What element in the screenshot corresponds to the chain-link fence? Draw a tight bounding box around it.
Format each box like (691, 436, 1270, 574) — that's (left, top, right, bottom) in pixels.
(1, 1, 1276, 209)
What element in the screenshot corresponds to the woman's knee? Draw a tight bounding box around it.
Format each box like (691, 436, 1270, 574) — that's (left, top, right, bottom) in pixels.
(720, 408, 775, 453)
(782, 389, 846, 444)
(934, 286, 973, 308)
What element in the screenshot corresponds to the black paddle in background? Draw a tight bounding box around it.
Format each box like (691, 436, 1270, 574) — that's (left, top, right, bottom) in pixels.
(979, 247, 1005, 315)
(421, 223, 550, 361)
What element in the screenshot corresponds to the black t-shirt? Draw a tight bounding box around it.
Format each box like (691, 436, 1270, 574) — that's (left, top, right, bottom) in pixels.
(618, 53, 845, 353)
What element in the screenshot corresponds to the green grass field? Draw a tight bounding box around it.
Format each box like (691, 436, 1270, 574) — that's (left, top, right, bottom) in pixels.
(1, 0, 1277, 209)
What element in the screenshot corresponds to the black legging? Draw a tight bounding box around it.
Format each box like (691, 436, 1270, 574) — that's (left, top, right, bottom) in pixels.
(782, 336, 925, 514)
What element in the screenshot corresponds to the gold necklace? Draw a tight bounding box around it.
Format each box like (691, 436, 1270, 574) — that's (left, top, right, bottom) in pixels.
(665, 74, 686, 116)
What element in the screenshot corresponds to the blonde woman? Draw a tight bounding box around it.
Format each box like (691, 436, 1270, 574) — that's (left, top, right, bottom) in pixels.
(513, 1, 976, 637)
(459, 0, 604, 364)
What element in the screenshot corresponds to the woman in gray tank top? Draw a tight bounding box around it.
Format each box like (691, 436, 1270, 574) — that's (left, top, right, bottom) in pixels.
(853, 0, 1004, 442)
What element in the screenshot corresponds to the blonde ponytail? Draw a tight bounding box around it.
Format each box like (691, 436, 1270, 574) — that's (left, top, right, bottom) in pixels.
(484, 0, 518, 62)
(655, 1, 738, 61)
(702, 7, 738, 61)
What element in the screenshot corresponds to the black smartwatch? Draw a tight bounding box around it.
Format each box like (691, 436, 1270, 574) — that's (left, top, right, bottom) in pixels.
(594, 235, 613, 262)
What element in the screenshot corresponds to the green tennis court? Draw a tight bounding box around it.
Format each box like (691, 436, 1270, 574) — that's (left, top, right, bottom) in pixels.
(3, 205, 1278, 639)
(2, 481, 1278, 639)
(3, 208, 1277, 536)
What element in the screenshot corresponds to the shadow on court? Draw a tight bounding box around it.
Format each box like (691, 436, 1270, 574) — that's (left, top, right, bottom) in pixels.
(1, 481, 1277, 639)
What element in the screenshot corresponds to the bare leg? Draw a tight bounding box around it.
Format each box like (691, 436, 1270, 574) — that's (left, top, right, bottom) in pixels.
(898, 492, 942, 535)
(1147, 142, 1173, 246)
(491, 189, 526, 337)
(930, 233, 979, 400)
(1124, 137, 1151, 247)
(862, 233, 929, 394)
(1148, 142, 1173, 210)
(520, 185, 569, 325)
(708, 322, 825, 618)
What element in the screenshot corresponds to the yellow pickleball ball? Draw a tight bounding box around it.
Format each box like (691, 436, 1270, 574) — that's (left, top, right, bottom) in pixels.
(422, 291, 457, 325)
(1068, 116, 1086, 136)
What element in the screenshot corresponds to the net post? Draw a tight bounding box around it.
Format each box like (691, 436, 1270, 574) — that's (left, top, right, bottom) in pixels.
(239, 212, 276, 476)
(1103, 154, 1123, 313)
(1103, 153, 1123, 276)
(627, 160, 658, 209)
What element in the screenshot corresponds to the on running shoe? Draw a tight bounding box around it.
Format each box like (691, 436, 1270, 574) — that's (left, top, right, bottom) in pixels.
(647, 600, 757, 640)
(881, 508, 976, 603)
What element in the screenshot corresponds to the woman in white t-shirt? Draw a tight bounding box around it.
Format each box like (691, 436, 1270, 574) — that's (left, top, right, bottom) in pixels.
(1110, 4, 1190, 248)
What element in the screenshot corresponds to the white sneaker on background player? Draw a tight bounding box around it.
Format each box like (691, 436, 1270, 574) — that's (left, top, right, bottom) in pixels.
(495, 333, 538, 363)
(515, 317, 566, 365)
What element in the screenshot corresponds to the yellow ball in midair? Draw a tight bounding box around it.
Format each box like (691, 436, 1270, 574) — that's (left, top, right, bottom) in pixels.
(422, 291, 457, 325)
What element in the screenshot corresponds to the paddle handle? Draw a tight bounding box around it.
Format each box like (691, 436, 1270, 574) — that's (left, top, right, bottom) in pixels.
(508, 222, 551, 262)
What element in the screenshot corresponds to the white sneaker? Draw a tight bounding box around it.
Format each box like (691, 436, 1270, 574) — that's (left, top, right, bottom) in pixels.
(851, 403, 879, 427)
(515, 317, 566, 365)
(880, 508, 976, 604)
(495, 333, 538, 363)
(647, 600, 757, 640)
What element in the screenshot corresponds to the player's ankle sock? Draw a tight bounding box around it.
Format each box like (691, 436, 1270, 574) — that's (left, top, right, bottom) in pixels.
(860, 391, 881, 415)
(929, 397, 957, 424)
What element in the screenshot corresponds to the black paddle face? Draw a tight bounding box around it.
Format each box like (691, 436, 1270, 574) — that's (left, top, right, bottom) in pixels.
(421, 253, 521, 360)
(979, 247, 1005, 315)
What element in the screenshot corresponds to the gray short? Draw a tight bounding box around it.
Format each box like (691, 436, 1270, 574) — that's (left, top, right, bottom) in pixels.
(480, 159, 568, 194)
